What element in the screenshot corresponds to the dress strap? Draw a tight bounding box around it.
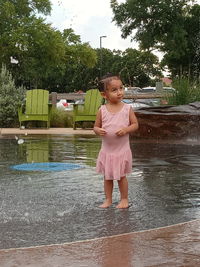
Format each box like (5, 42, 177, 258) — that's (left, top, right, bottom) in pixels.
(99, 104, 106, 118)
(123, 103, 131, 113)
(100, 104, 106, 113)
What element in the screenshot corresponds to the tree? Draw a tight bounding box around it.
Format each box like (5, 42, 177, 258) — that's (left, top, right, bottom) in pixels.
(0, 0, 66, 88)
(77, 47, 162, 89)
(111, 0, 200, 79)
(161, 4, 200, 78)
(120, 48, 162, 87)
(63, 28, 97, 68)
(0, 1, 97, 91)
(7, 18, 66, 88)
(53, 29, 97, 92)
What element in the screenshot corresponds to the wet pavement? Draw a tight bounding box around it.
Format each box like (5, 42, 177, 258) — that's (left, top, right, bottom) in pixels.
(0, 219, 199, 267)
(0, 128, 200, 266)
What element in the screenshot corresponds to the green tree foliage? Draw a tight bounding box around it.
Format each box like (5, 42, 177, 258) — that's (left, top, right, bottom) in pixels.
(119, 48, 162, 86)
(111, 0, 200, 79)
(90, 48, 162, 88)
(0, 0, 51, 47)
(10, 18, 66, 88)
(53, 29, 97, 92)
(0, 0, 164, 92)
(0, 1, 97, 91)
(63, 28, 97, 68)
(0, 65, 25, 127)
(0, 0, 65, 88)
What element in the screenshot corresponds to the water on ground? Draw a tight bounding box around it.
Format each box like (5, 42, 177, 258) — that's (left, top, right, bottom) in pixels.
(0, 135, 200, 249)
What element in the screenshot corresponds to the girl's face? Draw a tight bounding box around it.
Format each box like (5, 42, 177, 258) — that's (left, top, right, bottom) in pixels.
(103, 79, 124, 103)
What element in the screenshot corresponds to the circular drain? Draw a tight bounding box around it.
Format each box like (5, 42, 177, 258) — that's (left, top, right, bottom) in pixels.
(11, 162, 84, 172)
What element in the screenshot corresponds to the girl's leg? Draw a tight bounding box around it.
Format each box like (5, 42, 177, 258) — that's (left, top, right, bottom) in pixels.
(99, 179, 113, 208)
(116, 176, 129, 209)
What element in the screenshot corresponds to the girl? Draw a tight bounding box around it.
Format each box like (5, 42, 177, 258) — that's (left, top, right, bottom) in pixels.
(94, 74, 139, 209)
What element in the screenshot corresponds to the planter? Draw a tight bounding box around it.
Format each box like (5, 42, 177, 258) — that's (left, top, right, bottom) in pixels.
(133, 102, 200, 139)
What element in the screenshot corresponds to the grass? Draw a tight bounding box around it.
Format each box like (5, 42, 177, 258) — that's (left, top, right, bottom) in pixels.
(166, 79, 200, 105)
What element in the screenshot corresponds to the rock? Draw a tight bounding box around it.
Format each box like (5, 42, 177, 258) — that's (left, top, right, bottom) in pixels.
(133, 102, 200, 139)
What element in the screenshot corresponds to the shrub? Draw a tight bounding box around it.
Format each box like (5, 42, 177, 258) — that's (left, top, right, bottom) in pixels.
(50, 108, 95, 128)
(0, 65, 25, 127)
(167, 79, 200, 105)
(50, 108, 73, 127)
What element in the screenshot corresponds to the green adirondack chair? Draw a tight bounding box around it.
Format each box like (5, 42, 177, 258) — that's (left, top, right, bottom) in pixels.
(18, 89, 52, 128)
(73, 89, 103, 130)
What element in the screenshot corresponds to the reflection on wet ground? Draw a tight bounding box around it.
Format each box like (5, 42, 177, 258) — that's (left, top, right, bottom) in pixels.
(0, 135, 200, 249)
(1, 219, 199, 267)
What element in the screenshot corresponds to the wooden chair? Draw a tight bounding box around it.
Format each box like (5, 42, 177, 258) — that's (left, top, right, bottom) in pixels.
(18, 89, 52, 128)
(73, 89, 103, 130)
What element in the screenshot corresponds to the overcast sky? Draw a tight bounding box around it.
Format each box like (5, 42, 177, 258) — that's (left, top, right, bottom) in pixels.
(46, 0, 138, 51)
(46, 0, 200, 65)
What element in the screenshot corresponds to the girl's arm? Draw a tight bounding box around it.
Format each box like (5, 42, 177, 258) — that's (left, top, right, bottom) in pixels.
(116, 107, 139, 136)
(127, 107, 139, 133)
(93, 109, 107, 136)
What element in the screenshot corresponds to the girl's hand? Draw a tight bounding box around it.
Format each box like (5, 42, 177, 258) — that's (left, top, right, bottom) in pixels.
(98, 128, 107, 136)
(115, 128, 127, 136)
(94, 127, 107, 136)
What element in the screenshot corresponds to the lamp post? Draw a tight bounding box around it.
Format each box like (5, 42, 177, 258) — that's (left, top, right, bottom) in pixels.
(100, 35, 107, 77)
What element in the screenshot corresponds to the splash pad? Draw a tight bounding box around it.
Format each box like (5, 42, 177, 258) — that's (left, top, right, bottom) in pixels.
(11, 162, 84, 172)
(1, 135, 200, 250)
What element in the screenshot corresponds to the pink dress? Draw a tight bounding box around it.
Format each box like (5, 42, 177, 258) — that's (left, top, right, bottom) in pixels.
(96, 103, 132, 180)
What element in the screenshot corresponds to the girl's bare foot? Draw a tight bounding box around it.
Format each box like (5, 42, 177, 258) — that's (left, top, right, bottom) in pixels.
(116, 199, 129, 209)
(99, 200, 112, 208)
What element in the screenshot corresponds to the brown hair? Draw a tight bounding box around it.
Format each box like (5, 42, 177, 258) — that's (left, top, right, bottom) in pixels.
(98, 73, 121, 92)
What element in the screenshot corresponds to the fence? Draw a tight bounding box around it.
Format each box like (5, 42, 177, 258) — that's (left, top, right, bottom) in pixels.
(50, 92, 164, 107)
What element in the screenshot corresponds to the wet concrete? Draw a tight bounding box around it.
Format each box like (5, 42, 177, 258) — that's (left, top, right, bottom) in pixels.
(0, 219, 199, 266)
(1, 136, 200, 250)
(0, 131, 200, 266)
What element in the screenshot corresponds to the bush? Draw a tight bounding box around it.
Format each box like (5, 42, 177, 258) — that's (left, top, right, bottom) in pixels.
(50, 108, 73, 127)
(0, 65, 25, 127)
(50, 108, 95, 128)
(167, 79, 200, 105)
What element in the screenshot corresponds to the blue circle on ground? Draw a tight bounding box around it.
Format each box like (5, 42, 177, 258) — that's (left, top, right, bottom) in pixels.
(11, 162, 84, 172)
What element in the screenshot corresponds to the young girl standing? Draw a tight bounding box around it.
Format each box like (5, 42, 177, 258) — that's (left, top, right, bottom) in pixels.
(94, 74, 139, 209)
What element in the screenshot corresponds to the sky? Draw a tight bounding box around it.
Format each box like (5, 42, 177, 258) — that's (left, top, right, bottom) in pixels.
(45, 0, 138, 51)
(45, 0, 200, 67)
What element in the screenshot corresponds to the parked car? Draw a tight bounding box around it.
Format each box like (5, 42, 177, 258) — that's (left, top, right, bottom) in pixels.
(136, 98, 161, 106)
(163, 87, 176, 93)
(141, 87, 156, 93)
(125, 87, 142, 94)
(123, 99, 150, 109)
(141, 86, 176, 94)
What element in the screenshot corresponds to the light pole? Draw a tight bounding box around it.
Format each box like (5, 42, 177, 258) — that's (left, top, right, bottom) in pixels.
(100, 35, 107, 77)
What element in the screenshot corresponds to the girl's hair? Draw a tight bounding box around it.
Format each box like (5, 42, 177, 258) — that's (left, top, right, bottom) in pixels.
(98, 73, 121, 92)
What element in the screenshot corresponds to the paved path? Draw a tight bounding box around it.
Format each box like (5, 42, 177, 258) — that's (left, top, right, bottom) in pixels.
(0, 128, 94, 136)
